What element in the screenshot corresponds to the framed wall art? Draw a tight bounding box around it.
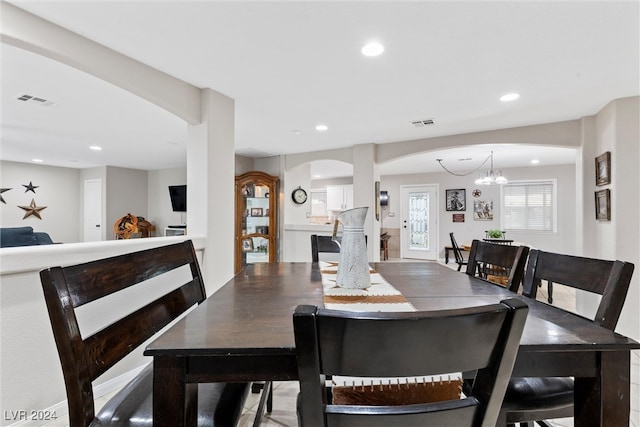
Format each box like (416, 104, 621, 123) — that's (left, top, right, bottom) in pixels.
(595, 189, 611, 221)
(250, 207, 263, 217)
(242, 238, 254, 252)
(473, 200, 493, 220)
(595, 151, 611, 186)
(446, 189, 466, 211)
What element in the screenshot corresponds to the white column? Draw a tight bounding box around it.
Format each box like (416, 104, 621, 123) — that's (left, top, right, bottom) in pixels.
(352, 143, 380, 261)
(187, 88, 235, 294)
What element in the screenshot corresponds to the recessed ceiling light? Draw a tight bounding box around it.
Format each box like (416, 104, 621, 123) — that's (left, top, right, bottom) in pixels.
(531, 159, 540, 164)
(89, 145, 102, 151)
(315, 124, 328, 132)
(361, 42, 384, 57)
(32, 159, 43, 163)
(500, 93, 520, 102)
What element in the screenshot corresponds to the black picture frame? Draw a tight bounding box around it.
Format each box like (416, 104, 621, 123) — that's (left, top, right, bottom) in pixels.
(595, 189, 611, 221)
(446, 189, 466, 211)
(595, 151, 611, 186)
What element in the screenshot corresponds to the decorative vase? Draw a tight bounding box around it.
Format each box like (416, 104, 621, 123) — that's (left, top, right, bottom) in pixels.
(335, 207, 371, 289)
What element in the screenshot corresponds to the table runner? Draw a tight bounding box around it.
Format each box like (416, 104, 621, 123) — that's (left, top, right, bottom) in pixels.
(320, 261, 416, 312)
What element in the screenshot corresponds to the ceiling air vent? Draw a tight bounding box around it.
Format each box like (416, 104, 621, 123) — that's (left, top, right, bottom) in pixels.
(411, 118, 435, 128)
(16, 94, 55, 107)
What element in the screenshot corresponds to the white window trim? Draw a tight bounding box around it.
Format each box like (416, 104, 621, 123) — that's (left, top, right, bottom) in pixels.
(500, 179, 558, 233)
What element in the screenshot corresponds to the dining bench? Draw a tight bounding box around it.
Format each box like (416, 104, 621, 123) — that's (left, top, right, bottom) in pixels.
(40, 240, 250, 427)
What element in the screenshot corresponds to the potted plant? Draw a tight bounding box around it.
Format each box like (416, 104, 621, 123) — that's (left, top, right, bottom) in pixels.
(486, 229, 503, 239)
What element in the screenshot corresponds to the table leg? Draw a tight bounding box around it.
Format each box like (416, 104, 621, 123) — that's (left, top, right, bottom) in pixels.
(574, 351, 630, 427)
(153, 357, 198, 427)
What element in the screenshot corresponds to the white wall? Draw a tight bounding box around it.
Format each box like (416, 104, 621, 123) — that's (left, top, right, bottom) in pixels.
(582, 96, 640, 340)
(311, 177, 353, 188)
(105, 166, 148, 240)
(282, 162, 312, 261)
(283, 162, 312, 225)
(148, 167, 187, 234)
(379, 163, 576, 259)
(1, 161, 80, 243)
(235, 155, 254, 176)
(1, 162, 162, 244)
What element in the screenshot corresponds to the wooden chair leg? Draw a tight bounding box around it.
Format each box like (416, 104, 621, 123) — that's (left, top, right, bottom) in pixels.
(253, 381, 273, 427)
(266, 381, 273, 413)
(547, 281, 553, 304)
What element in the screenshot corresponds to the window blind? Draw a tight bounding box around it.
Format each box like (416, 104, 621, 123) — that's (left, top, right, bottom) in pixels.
(502, 181, 554, 231)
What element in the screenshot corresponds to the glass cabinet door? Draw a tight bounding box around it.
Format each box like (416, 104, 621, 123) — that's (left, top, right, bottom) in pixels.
(240, 182, 271, 265)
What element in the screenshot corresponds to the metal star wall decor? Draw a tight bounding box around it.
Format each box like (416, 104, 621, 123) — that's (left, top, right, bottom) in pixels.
(18, 198, 47, 219)
(22, 181, 39, 193)
(0, 188, 11, 204)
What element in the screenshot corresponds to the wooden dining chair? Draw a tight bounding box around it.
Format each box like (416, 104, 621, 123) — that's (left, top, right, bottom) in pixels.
(465, 239, 530, 292)
(311, 234, 341, 262)
(498, 249, 635, 427)
(449, 232, 468, 271)
(294, 298, 529, 427)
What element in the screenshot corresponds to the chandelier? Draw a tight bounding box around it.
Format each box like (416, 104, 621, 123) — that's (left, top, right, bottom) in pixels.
(436, 151, 508, 185)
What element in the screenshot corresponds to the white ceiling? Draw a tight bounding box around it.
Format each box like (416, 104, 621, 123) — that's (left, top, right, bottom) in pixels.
(1, 1, 638, 177)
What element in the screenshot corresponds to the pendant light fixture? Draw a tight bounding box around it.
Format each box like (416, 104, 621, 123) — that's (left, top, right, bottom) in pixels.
(436, 151, 508, 185)
(474, 151, 508, 185)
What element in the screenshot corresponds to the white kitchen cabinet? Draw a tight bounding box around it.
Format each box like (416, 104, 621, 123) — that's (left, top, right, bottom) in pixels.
(326, 185, 353, 211)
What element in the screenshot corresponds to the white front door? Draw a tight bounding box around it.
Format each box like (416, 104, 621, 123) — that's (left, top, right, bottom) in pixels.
(84, 179, 102, 242)
(400, 185, 438, 260)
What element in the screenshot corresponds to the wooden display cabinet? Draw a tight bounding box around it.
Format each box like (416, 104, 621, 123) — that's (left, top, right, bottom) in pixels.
(235, 171, 278, 273)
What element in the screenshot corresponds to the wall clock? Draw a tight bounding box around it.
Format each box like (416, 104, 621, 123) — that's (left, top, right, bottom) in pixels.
(291, 186, 308, 204)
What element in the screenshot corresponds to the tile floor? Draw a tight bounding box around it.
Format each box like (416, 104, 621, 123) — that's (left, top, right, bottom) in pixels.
(43, 259, 640, 427)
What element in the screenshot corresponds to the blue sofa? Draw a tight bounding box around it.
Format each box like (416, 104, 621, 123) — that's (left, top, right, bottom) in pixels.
(0, 226, 55, 248)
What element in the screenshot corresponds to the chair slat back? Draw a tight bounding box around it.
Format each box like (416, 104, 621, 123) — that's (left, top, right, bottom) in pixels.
(40, 240, 206, 426)
(311, 234, 341, 262)
(522, 249, 634, 329)
(294, 299, 529, 427)
(466, 240, 530, 292)
(449, 232, 466, 265)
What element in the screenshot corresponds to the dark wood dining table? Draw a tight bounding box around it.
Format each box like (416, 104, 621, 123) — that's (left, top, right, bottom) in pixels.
(144, 262, 639, 427)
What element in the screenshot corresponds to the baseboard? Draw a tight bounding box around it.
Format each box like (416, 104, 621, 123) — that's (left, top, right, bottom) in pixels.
(6, 364, 147, 426)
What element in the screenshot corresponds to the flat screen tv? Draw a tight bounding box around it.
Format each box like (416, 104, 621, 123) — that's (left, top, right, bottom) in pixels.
(168, 185, 187, 212)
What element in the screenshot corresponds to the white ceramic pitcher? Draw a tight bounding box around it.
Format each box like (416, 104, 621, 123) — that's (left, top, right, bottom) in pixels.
(334, 207, 371, 289)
